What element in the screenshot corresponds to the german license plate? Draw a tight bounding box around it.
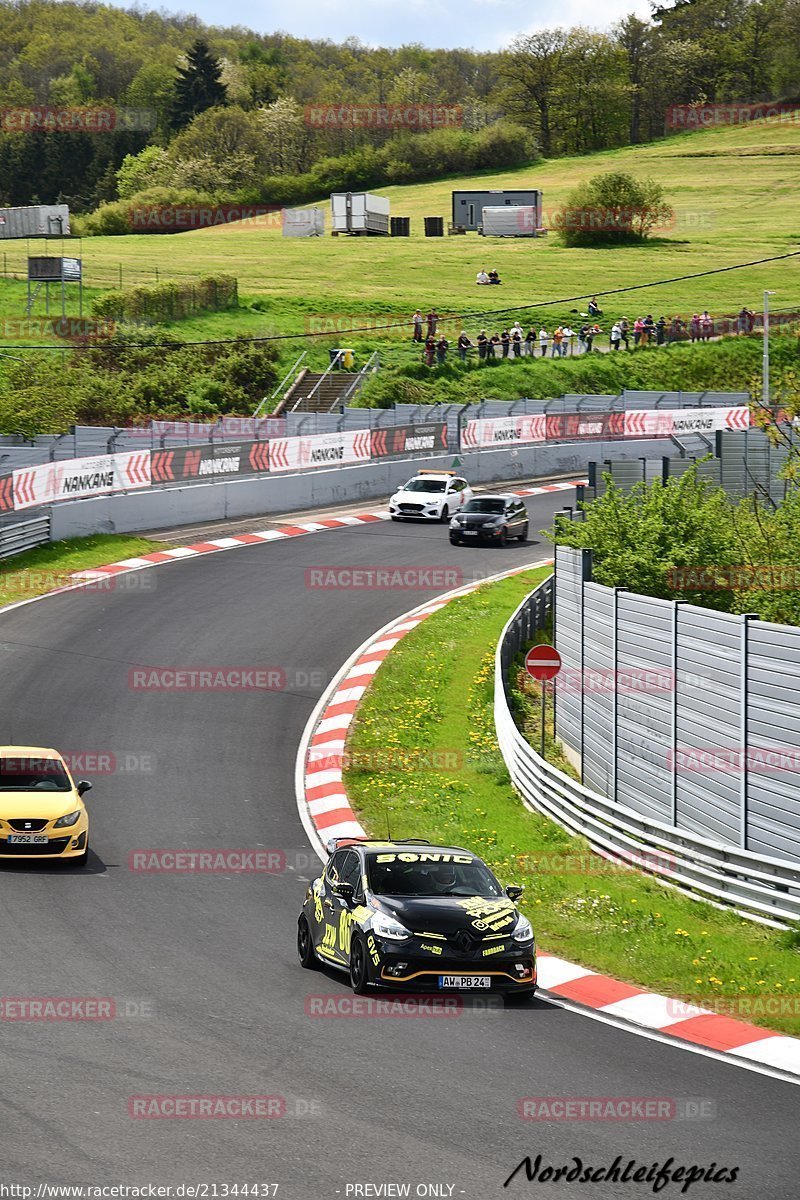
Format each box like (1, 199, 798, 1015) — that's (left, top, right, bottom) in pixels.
(7, 834, 48, 844)
(439, 975, 491, 988)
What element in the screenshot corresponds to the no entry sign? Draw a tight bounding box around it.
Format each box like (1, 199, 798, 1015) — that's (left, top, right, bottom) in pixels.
(525, 644, 562, 681)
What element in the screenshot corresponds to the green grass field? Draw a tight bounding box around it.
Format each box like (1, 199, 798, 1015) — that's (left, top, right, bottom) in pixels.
(344, 570, 800, 1035)
(3, 113, 799, 349)
(0, 534, 169, 607)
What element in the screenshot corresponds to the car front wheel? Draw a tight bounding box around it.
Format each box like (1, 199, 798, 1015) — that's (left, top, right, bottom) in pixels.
(518, 523, 529, 542)
(497, 527, 508, 547)
(440, 505, 449, 523)
(349, 935, 370, 994)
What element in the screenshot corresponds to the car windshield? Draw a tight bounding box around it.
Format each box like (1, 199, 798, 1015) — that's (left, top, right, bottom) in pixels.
(0, 758, 71, 791)
(403, 479, 447, 493)
(462, 499, 505, 514)
(367, 856, 504, 898)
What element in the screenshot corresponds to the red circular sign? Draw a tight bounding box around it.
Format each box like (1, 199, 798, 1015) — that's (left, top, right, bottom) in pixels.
(524, 644, 562, 681)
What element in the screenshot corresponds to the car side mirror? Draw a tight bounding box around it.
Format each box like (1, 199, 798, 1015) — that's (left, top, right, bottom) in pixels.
(333, 881, 355, 904)
(506, 884, 524, 901)
(77, 781, 92, 796)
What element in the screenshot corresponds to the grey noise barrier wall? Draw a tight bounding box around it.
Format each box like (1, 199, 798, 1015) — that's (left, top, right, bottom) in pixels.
(48, 438, 689, 539)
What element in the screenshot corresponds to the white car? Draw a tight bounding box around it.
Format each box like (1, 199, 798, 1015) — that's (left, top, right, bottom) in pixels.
(389, 471, 473, 522)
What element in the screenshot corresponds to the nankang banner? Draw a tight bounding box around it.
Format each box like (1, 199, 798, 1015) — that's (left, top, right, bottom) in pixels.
(461, 415, 547, 449)
(13, 450, 151, 510)
(268, 430, 371, 472)
(370, 422, 447, 459)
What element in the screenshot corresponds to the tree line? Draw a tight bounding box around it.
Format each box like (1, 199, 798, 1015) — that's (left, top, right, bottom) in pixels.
(0, 0, 797, 213)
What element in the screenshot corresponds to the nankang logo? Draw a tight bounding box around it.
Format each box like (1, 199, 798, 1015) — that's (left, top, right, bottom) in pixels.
(62, 471, 114, 493)
(310, 446, 345, 463)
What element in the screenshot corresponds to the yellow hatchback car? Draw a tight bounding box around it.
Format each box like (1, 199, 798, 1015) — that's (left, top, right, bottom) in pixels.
(0, 747, 92, 866)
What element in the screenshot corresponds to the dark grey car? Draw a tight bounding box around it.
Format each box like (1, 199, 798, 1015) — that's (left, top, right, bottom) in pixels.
(449, 494, 529, 546)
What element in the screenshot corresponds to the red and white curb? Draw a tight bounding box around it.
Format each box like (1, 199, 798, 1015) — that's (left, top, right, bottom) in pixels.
(295, 567, 800, 1085)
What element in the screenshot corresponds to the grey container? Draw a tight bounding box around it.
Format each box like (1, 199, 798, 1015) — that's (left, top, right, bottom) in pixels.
(0, 204, 70, 238)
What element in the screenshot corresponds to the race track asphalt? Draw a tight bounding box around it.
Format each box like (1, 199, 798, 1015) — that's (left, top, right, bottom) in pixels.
(1, 490, 797, 1199)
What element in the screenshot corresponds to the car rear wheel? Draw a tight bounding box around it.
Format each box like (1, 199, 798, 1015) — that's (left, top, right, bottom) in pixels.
(449, 535, 460, 545)
(518, 523, 529, 542)
(297, 916, 318, 970)
(349, 935, 369, 994)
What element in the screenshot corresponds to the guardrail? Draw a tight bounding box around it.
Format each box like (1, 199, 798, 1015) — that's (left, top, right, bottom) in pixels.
(0, 514, 50, 559)
(494, 578, 800, 927)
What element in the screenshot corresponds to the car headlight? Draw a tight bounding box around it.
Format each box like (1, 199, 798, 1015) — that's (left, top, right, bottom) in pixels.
(512, 914, 534, 943)
(449, 517, 460, 528)
(54, 810, 81, 828)
(372, 912, 412, 942)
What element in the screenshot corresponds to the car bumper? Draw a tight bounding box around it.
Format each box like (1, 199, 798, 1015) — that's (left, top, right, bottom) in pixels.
(0, 826, 87, 860)
(371, 945, 537, 993)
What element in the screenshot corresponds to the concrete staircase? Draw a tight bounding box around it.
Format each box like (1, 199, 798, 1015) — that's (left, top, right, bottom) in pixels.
(278, 368, 363, 415)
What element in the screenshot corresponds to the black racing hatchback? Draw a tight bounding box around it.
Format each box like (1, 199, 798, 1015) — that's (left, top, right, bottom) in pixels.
(449, 494, 528, 546)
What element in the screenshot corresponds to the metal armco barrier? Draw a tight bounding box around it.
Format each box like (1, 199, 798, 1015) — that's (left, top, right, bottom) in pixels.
(0, 514, 50, 559)
(495, 577, 800, 927)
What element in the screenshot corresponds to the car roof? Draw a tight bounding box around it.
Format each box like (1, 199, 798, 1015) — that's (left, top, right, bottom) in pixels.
(0, 745, 63, 759)
(467, 493, 517, 501)
(328, 837, 476, 857)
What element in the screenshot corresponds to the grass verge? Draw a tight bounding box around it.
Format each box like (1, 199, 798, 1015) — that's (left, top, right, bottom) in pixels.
(0, 534, 170, 607)
(344, 567, 800, 1036)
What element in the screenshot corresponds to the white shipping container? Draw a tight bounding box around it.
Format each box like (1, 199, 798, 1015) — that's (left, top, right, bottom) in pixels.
(480, 205, 539, 237)
(330, 192, 389, 235)
(282, 207, 325, 237)
(0, 204, 70, 238)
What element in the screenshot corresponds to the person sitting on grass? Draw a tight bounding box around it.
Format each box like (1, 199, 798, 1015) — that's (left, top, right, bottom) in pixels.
(488, 268, 501, 285)
(588, 296, 602, 317)
(476, 269, 490, 285)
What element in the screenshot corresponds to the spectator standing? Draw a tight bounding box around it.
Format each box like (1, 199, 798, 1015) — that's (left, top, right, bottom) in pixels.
(500, 329, 511, 358)
(610, 322, 622, 351)
(436, 335, 448, 365)
(477, 330, 488, 360)
(746, 308, 756, 333)
(412, 310, 423, 342)
(424, 336, 435, 366)
(642, 314, 655, 345)
(656, 316, 667, 346)
(633, 317, 644, 347)
(562, 324, 575, 355)
(701, 311, 713, 341)
(524, 328, 535, 356)
(689, 313, 701, 342)
(488, 333, 500, 359)
(619, 317, 630, 349)
(512, 329, 522, 357)
(551, 325, 564, 357)
(457, 331, 472, 361)
(426, 309, 438, 338)
(736, 307, 748, 335)
(538, 327, 549, 357)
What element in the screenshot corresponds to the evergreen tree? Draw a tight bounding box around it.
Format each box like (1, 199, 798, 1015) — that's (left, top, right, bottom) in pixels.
(170, 39, 227, 131)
